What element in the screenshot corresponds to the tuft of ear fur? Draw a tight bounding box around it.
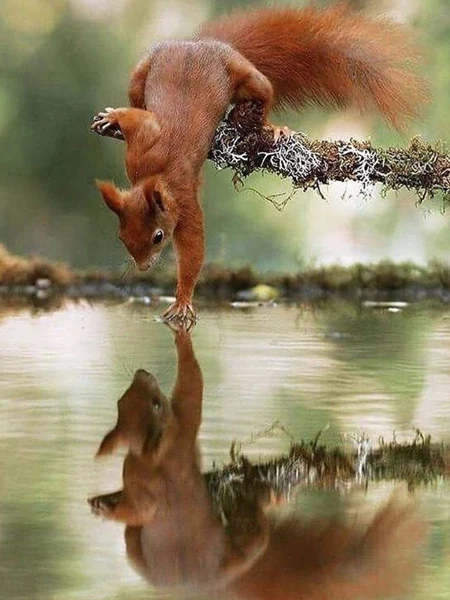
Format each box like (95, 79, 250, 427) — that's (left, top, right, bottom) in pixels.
(96, 426, 124, 457)
(142, 179, 167, 213)
(96, 180, 124, 215)
(153, 190, 165, 212)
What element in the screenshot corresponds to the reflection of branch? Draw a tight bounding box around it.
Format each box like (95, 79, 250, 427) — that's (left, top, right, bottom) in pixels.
(209, 103, 450, 203)
(205, 433, 449, 510)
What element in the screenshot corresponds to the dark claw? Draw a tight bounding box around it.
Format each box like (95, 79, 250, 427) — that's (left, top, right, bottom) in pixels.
(162, 298, 198, 331)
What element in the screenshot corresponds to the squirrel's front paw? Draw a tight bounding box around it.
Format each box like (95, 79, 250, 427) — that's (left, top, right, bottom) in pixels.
(163, 300, 197, 328)
(88, 491, 122, 518)
(91, 107, 124, 139)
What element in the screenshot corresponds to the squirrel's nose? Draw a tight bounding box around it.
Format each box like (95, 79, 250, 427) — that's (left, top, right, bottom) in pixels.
(137, 260, 149, 271)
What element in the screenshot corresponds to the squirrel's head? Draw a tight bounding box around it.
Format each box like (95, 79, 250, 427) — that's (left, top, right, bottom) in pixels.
(96, 177, 176, 270)
(96, 369, 171, 457)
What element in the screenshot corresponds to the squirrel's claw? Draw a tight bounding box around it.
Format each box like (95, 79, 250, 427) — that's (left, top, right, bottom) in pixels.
(91, 107, 124, 139)
(163, 300, 197, 329)
(88, 491, 122, 518)
(163, 320, 194, 336)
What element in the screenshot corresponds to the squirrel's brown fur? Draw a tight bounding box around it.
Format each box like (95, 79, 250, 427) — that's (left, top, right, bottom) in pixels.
(92, 4, 427, 321)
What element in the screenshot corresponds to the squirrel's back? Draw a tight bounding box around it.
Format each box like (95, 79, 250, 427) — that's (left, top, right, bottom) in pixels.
(197, 4, 428, 130)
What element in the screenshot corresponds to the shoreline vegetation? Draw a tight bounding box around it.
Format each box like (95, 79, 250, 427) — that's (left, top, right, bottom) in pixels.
(1, 244, 450, 307)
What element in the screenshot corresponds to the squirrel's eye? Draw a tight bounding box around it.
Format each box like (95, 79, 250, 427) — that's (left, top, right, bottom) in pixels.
(152, 397, 161, 410)
(153, 229, 164, 245)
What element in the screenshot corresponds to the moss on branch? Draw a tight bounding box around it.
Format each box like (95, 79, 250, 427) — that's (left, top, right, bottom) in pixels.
(209, 102, 450, 204)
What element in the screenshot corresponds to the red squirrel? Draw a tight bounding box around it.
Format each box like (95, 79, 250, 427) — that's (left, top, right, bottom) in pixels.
(92, 4, 427, 322)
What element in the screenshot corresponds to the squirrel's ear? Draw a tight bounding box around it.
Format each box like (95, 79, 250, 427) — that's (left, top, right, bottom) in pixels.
(153, 190, 166, 212)
(96, 426, 124, 457)
(142, 180, 166, 213)
(95, 180, 124, 215)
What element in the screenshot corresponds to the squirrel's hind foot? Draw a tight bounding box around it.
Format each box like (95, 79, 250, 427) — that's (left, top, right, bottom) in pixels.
(264, 123, 295, 144)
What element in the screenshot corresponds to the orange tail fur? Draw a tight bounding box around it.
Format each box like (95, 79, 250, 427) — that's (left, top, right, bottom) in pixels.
(197, 4, 428, 130)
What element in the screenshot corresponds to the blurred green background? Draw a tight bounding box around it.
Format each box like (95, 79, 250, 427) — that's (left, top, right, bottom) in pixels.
(0, 0, 448, 272)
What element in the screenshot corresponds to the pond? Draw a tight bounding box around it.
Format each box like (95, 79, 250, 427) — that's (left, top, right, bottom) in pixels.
(0, 301, 449, 600)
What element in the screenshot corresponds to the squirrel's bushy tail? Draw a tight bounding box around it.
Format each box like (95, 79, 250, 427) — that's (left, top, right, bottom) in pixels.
(197, 4, 428, 130)
(232, 498, 426, 600)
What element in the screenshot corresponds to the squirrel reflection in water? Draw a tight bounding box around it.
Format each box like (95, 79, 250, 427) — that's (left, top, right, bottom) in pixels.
(89, 326, 425, 599)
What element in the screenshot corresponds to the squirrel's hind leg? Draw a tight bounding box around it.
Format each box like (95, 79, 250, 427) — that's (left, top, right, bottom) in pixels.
(128, 56, 152, 109)
(228, 55, 295, 142)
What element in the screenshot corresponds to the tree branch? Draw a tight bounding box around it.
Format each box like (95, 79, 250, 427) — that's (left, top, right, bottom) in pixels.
(91, 102, 450, 202)
(209, 102, 450, 203)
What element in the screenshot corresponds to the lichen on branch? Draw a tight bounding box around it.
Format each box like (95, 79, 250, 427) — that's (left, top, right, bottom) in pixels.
(205, 430, 449, 512)
(208, 102, 450, 204)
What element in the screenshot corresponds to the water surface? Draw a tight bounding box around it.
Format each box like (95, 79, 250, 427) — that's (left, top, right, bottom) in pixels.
(0, 302, 449, 599)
